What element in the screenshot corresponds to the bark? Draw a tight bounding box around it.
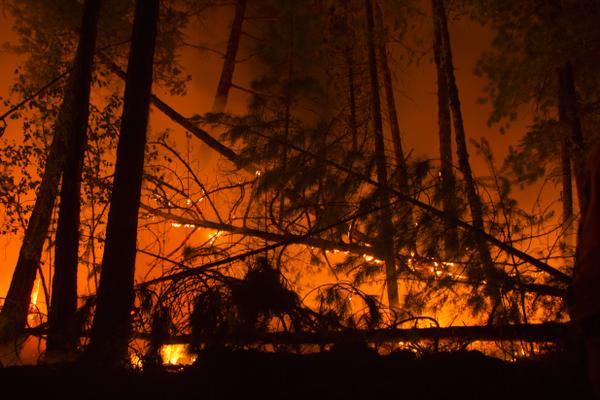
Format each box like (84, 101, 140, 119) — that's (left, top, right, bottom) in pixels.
(345, 45, 358, 153)
(279, 12, 294, 227)
(365, 0, 399, 307)
(431, 0, 459, 257)
(212, 0, 247, 113)
(85, 0, 159, 366)
(375, 4, 415, 251)
(0, 1, 99, 344)
(558, 62, 585, 210)
(560, 135, 574, 248)
(0, 140, 62, 344)
(46, 0, 101, 359)
(434, 0, 497, 291)
(375, 4, 408, 183)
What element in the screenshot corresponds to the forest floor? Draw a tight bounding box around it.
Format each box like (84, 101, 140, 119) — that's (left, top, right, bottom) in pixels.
(0, 346, 593, 400)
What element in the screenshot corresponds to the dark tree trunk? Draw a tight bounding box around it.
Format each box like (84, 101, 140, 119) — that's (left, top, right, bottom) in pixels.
(212, 0, 247, 113)
(148, 322, 569, 346)
(431, 0, 459, 257)
(0, 141, 62, 344)
(85, 0, 159, 366)
(434, 0, 498, 302)
(375, 3, 414, 250)
(345, 45, 359, 153)
(0, 1, 100, 345)
(365, 0, 399, 307)
(561, 135, 574, 247)
(375, 4, 408, 182)
(558, 62, 585, 210)
(279, 12, 294, 227)
(46, 0, 101, 359)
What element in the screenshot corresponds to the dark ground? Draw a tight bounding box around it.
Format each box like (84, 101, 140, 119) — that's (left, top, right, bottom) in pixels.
(0, 346, 593, 400)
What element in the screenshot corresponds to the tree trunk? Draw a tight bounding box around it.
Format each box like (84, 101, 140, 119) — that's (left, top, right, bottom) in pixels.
(211, 0, 247, 113)
(434, 0, 499, 301)
(560, 135, 574, 249)
(365, 0, 399, 308)
(0, 0, 100, 345)
(345, 45, 359, 153)
(85, 0, 159, 366)
(558, 62, 585, 210)
(0, 141, 62, 345)
(431, 0, 459, 257)
(46, 0, 101, 359)
(279, 12, 294, 228)
(375, 4, 408, 182)
(375, 3, 414, 250)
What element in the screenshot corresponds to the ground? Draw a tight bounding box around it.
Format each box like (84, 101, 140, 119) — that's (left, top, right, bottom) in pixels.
(0, 346, 593, 399)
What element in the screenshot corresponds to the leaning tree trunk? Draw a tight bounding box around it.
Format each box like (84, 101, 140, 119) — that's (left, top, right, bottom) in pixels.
(0, 141, 62, 345)
(46, 0, 102, 360)
(375, 3, 414, 251)
(365, 0, 399, 308)
(0, 0, 100, 345)
(375, 4, 408, 182)
(85, 0, 159, 366)
(434, 0, 500, 313)
(431, 0, 459, 257)
(211, 0, 247, 113)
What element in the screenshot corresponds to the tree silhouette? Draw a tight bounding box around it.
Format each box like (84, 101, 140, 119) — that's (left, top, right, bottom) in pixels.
(47, 0, 102, 361)
(85, 0, 159, 366)
(0, 0, 100, 346)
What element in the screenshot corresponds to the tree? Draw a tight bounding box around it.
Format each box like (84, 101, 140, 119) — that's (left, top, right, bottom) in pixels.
(365, 0, 399, 307)
(431, 0, 459, 257)
(212, 0, 247, 113)
(557, 62, 585, 236)
(46, 0, 102, 360)
(375, 3, 415, 252)
(473, 0, 600, 253)
(0, 0, 100, 345)
(85, 0, 159, 366)
(433, 0, 502, 312)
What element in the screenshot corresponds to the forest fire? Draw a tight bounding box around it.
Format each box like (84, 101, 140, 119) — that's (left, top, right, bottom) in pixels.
(0, 0, 598, 397)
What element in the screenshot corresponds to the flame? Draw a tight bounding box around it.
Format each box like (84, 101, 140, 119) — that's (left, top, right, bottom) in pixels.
(171, 222, 197, 228)
(362, 254, 384, 264)
(208, 230, 223, 244)
(30, 278, 40, 307)
(28, 278, 40, 320)
(160, 344, 196, 366)
(130, 353, 144, 369)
